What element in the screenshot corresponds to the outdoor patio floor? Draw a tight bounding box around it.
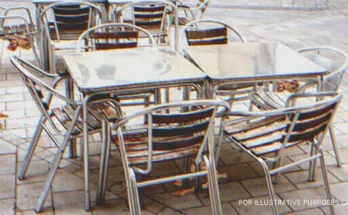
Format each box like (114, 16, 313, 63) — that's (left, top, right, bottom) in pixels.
(1, 0, 348, 214)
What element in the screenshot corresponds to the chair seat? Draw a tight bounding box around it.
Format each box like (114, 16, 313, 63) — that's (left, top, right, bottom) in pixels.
(251, 91, 287, 110)
(113, 129, 201, 165)
(51, 102, 119, 136)
(224, 115, 289, 156)
(251, 91, 317, 110)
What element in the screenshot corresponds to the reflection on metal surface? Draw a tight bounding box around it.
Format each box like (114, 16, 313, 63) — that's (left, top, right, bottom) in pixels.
(63, 48, 206, 92)
(184, 43, 327, 81)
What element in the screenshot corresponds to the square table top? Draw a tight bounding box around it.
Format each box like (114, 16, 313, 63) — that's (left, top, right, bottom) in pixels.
(184, 43, 328, 84)
(63, 48, 207, 94)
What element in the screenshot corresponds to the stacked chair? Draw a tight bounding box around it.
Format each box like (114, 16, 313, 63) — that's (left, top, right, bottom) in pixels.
(0, 6, 40, 65)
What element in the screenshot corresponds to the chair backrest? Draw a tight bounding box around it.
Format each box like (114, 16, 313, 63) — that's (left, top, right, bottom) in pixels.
(113, 100, 230, 174)
(117, 0, 177, 36)
(76, 23, 156, 53)
(228, 92, 341, 158)
(297, 47, 348, 92)
(40, 2, 105, 41)
(179, 19, 244, 50)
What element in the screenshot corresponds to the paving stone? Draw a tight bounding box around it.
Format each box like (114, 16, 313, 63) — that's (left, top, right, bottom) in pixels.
(283, 208, 325, 214)
(53, 191, 92, 215)
(241, 175, 296, 197)
(231, 194, 292, 215)
(92, 199, 131, 215)
(151, 192, 202, 210)
(0, 174, 15, 199)
(327, 148, 348, 165)
(278, 187, 331, 211)
(182, 202, 238, 215)
(330, 182, 348, 201)
(321, 204, 348, 215)
(16, 182, 52, 210)
(197, 181, 250, 205)
(333, 122, 348, 135)
(284, 169, 340, 189)
(288, 152, 337, 170)
(217, 163, 258, 182)
(0, 154, 16, 175)
(52, 170, 85, 192)
(157, 207, 181, 215)
(219, 149, 255, 165)
(16, 160, 49, 184)
(16, 209, 53, 215)
(248, 157, 301, 176)
(328, 164, 348, 182)
(0, 139, 16, 154)
(144, 201, 167, 214)
(0, 199, 15, 215)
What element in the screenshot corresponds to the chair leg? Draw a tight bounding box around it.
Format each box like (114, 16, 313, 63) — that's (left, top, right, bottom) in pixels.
(97, 121, 111, 203)
(49, 44, 56, 74)
(318, 147, 335, 215)
(18, 116, 46, 180)
(308, 143, 318, 182)
(204, 156, 222, 215)
(129, 169, 141, 215)
(31, 41, 41, 67)
(258, 158, 279, 215)
(35, 132, 72, 212)
(329, 126, 341, 167)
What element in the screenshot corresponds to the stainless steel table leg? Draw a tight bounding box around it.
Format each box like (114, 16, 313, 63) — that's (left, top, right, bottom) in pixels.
(82, 98, 91, 211)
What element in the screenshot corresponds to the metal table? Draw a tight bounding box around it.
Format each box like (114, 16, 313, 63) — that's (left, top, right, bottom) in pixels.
(184, 43, 329, 98)
(63, 47, 207, 210)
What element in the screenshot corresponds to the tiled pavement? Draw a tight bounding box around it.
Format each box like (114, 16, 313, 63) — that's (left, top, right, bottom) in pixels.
(2, 0, 348, 214)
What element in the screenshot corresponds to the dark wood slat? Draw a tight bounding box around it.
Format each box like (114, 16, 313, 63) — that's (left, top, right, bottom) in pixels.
(288, 124, 327, 143)
(152, 107, 214, 124)
(292, 112, 332, 132)
(55, 14, 89, 24)
(92, 31, 138, 40)
(134, 5, 166, 12)
(186, 27, 227, 39)
(153, 135, 204, 150)
(188, 37, 228, 46)
(53, 6, 89, 15)
(152, 120, 209, 137)
(95, 42, 137, 50)
(296, 103, 336, 120)
(134, 13, 164, 19)
(135, 20, 162, 27)
(127, 146, 199, 165)
(56, 23, 88, 31)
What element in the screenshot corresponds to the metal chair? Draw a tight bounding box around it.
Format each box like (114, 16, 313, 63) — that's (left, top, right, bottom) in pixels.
(76, 23, 160, 106)
(179, 19, 254, 108)
(0, 6, 40, 65)
(39, 2, 105, 73)
(11, 56, 121, 212)
(115, 0, 177, 46)
(251, 47, 348, 167)
(176, 0, 211, 26)
(103, 100, 230, 214)
(219, 92, 342, 215)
